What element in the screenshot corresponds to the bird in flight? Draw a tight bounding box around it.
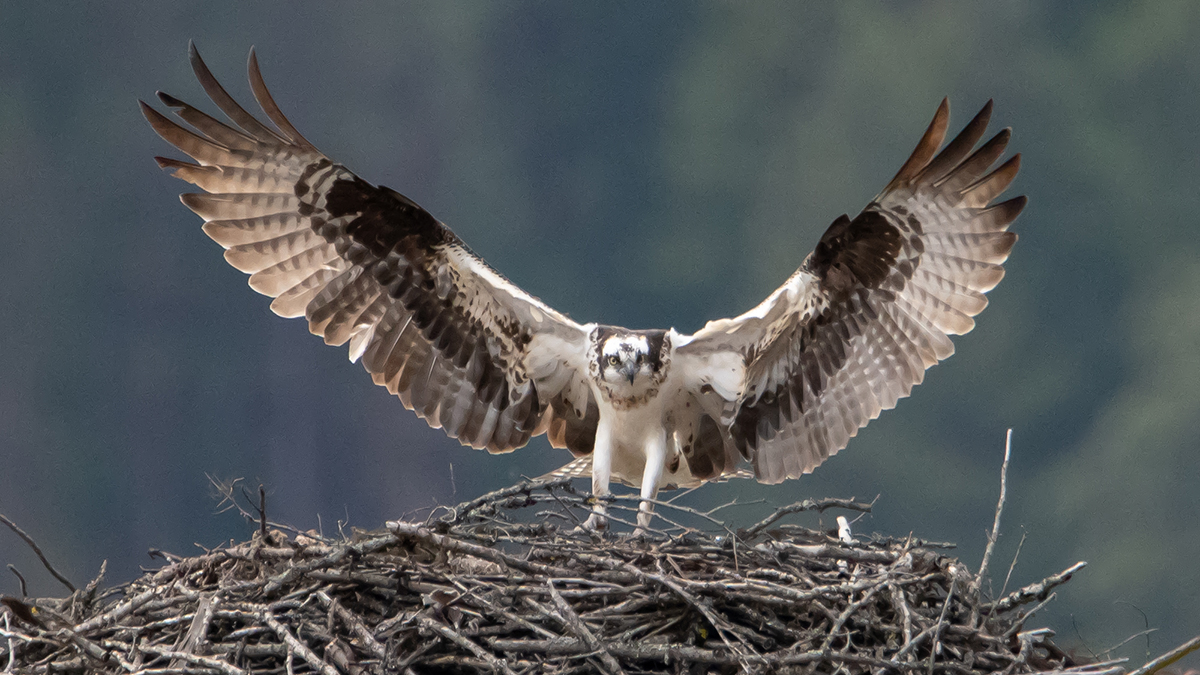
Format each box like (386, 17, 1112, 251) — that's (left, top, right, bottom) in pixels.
(144, 45, 1022, 532)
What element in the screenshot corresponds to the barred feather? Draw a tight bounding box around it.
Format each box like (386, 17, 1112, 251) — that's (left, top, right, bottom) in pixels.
(679, 99, 1022, 483)
(145, 43, 594, 454)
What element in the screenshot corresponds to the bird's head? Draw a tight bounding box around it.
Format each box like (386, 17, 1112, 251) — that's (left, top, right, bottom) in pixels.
(594, 328, 669, 398)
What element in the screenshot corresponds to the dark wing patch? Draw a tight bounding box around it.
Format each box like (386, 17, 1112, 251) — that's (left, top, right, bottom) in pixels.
(807, 211, 904, 292)
(681, 413, 730, 481)
(681, 99, 1022, 483)
(545, 392, 600, 457)
(145, 44, 594, 454)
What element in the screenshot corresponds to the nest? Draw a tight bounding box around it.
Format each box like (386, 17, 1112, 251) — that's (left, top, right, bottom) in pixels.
(1, 479, 1124, 674)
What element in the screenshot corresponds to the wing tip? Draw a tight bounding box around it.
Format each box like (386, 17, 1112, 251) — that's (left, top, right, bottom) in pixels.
(187, 39, 203, 69)
(138, 99, 167, 125)
(179, 192, 208, 214)
(886, 98, 952, 190)
(246, 45, 316, 150)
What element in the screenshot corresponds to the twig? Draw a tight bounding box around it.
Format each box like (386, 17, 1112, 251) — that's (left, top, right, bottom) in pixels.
(1002, 593, 1057, 640)
(73, 585, 164, 633)
(629, 564, 757, 668)
(986, 562, 1087, 614)
(3, 612, 13, 675)
(928, 579, 956, 675)
(262, 533, 397, 594)
(436, 477, 573, 525)
(417, 615, 518, 675)
(315, 591, 387, 660)
(453, 582, 560, 640)
(209, 475, 326, 543)
(610, 494, 741, 542)
(388, 521, 573, 577)
(170, 592, 217, 668)
(1113, 600, 1154, 663)
(60, 628, 136, 670)
(259, 485, 267, 541)
(820, 580, 886, 651)
(972, 428, 1012, 625)
(4, 567, 26, 599)
(80, 560, 107, 612)
(1125, 634, 1200, 675)
(120, 641, 248, 675)
(741, 498, 874, 539)
(1099, 628, 1158, 658)
(490, 638, 923, 670)
(892, 584, 915, 652)
(547, 580, 625, 675)
(261, 608, 340, 675)
(1048, 658, 1131, 675)
(0, 514, 76, 593)
(999, 530, 1027, 602)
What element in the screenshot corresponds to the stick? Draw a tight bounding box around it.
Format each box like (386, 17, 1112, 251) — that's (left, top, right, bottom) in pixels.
(314, 592, 387, 660)
(4, 567, 25, 599)
(629, 565, 756, 668)
(547, 580, 626, 675)
(388, 521, 574, 577)
(437, 477, 573, 525)
(820, 581, 886, 651)
(258, 485, 268, 541)
(741, 498, 874, 539)
(131, 643, 248, 675)
(928, 579, 955, 675)
(999, 530, 1027, 602)
(417, 615, 518, 675)
(261, 609, 341, 675)
(489, 638, 922, 670)
(72, 585, 163, 633)
(985, 562, 1086, 614)
(1125, 634, 1200, 675)
(0, 514, 76, 593)
(1100, 628, 1158, 658)
(1002, 593, 1057, 640)
(3, 612, 13, 675)
(262, 533, 397, 594)
(972, 428, 1012, 625)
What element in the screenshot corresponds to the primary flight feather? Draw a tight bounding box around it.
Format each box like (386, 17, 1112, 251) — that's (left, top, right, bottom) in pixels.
(144, 45, 1022, 530)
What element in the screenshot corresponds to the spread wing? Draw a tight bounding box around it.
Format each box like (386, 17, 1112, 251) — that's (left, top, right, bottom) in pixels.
(143, 44, 600, 454)
(675, 99, 1022, 483)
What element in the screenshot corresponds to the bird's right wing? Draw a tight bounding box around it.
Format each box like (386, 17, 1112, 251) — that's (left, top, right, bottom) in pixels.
(144, 45, 599, 454)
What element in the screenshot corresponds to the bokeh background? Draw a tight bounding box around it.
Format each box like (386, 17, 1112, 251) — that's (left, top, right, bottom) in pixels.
(2, 2, 1198, 666)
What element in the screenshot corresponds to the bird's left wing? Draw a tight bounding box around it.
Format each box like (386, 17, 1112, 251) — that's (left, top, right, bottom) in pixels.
(143, 45, 598, 455)
(675, 100, 1022, 483)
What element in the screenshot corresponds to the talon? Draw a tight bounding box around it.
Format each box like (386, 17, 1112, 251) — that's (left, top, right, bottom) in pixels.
(576, 513, 608, 532)
(637, 508, 654, 531)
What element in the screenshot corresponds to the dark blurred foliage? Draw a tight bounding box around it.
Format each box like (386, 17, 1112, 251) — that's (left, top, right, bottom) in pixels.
(1, 2, 1197, 666)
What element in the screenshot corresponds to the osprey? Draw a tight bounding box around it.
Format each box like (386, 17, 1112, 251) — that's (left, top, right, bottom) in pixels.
(144, 46, 1022, 531)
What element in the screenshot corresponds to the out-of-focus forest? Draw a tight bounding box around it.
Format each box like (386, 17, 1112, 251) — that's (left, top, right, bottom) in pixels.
(1, 3, 1197, 666)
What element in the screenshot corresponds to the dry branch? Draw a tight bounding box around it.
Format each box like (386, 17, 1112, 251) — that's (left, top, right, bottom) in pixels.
(0, 515, 75, 593)
(0, 480, 1153, 674)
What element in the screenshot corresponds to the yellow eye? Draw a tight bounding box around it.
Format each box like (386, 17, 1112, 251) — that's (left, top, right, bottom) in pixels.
(607, 355, 620, 367)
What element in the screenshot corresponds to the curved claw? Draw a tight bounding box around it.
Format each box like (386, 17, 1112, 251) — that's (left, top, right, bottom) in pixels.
(575, 512, 608, 533)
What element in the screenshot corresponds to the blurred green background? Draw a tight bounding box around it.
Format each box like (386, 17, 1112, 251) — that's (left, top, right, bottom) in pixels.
(1, 2, 1197, 666)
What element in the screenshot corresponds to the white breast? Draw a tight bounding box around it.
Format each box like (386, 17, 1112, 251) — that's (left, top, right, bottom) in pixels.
(591, 365, 684, 487)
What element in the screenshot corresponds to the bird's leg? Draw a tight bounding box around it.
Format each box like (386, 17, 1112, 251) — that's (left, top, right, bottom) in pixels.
(634, 432, 667, 536)
(579, 422, 613, 532)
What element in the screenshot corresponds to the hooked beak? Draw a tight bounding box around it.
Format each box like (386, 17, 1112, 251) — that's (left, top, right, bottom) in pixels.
(621, 362, 637, 385)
